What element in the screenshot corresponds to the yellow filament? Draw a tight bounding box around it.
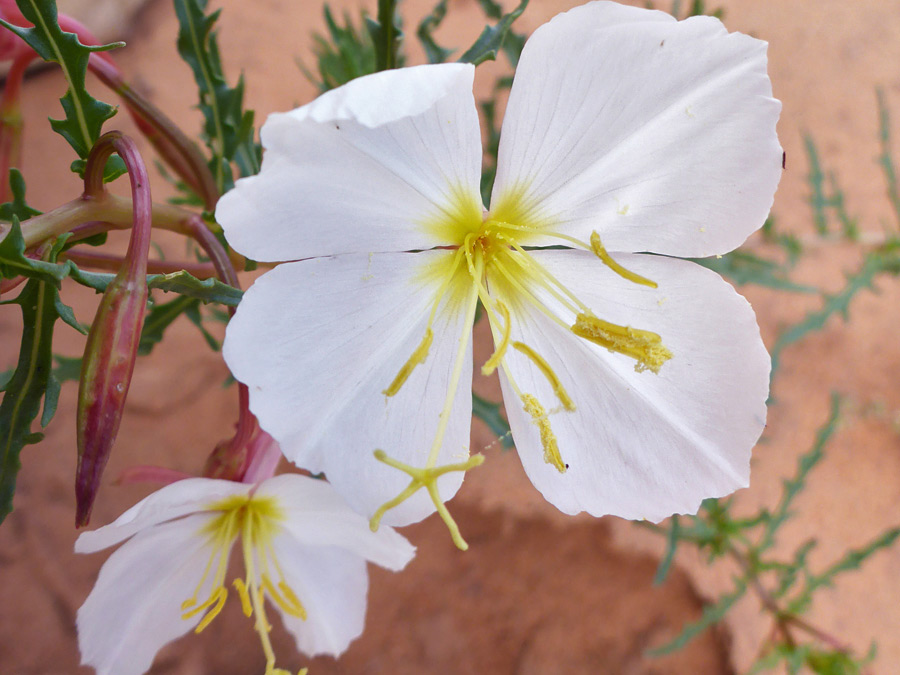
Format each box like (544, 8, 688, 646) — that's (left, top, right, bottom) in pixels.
(521, 394, 566, 473)
(589, 232, 658, 288)
(512, 342, 575, 411)
(482, 301, 511, 376)
(383, 328, 434, 396)
(261, 574, 307, 619)
(572, 312, 672, 373)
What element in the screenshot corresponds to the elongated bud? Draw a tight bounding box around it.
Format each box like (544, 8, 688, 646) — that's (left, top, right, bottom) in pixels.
(76, 132, 151, 526)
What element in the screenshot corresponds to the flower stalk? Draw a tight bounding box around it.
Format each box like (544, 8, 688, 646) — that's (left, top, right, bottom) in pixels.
(75, 131, 152, 526)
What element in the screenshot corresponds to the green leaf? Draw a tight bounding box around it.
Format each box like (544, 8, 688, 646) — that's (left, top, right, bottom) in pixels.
(759, 393, 841, 552)
(474, 0, 527, 65)
(138, 294, 200, 355)
(0, 370, 13, 392)
(653, 515, 680, 585)
(174, 0, 260, 193)
(877, 89, 900, 229)
(693, 251, 816, 293)
(366, 0, 403, 71)
(0, 272, 69, 522)
(52, 354, 83, 382)
(300, 5, 379, 92)
(647, 580, 747, 656)
(184, 301, 221, 351)
(472, 392, 514, 448)
(417, 0, 453, 64)
(0, 169, 41, 222)
(460, 0, 529, 67)
(769, 246, 900, 377)
(0, 0, 120, 160)
(0, 219, 70, 284)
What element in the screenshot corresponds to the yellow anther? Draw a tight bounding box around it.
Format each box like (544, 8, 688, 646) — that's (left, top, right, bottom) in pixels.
(522, 394, 566, 473)
(482, 301, 511, 376)
(261, 574, 307, 619)
(512, 341, 575, 411)
(384, 328, 434, 396)
(181, 586, 228, 633)
(233, 578, 253, 617)
(590, 231, 658, 288)
(370, 449, 485, 550)
(572, 312, 672, 374)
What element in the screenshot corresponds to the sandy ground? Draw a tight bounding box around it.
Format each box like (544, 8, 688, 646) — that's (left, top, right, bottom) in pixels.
(2, 0, 900, 673)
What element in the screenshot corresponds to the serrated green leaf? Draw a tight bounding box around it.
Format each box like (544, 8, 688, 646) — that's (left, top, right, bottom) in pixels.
(693, 251, 816, 293)
(472, 392, 513, 448)
(647, 580, 746, 656)
(0, 0, 120, 160)
(460, 0, 528, 67)
(877, 90, 900, 229)
(174, 0, 260, 193)
(0, 169, 41, 222)
(138, 294, 200, 355)
(52, 354, 82, 382)
(300, 5, 379, 93)
(759, 394, 841, 552)
(0, 274, 66, 522)
(417, 0, 453, 64)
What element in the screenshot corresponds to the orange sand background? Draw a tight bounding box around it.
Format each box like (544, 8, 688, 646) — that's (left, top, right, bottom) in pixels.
(2, 0, 899, 673)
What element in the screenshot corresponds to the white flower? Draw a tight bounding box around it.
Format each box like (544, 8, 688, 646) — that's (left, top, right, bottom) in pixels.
(218, 2, 781, 547)
(75, 474, 414, 675)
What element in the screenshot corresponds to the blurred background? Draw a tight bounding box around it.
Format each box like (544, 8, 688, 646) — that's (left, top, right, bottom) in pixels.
(1, 0, 900, 673)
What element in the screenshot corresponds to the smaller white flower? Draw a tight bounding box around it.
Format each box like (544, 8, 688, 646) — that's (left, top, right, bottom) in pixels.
(75, 474, 415, 675)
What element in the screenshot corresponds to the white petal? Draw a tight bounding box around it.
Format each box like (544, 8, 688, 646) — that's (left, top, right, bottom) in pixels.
(77, 514, 217, 675)
(257, 474, 415, 570)
(217, 63, 483, 262)
(75, 478, 250, 553)
(271, 535, 369, 658)
(491, 2, 782, 257)
(494, 249, 769, 521)
(224, 251, 474, 526)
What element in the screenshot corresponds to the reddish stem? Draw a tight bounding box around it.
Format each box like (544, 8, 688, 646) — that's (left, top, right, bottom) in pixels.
(62, 248, 218, 278)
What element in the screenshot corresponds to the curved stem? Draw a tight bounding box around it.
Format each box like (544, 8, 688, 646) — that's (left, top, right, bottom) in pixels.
(62, 248, 218, 278)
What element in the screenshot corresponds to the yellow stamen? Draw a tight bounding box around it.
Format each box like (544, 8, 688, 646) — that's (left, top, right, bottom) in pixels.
(572, 312, 672, 373)
(512, 341, 575, 411)
(590, 231, 658, 288)
(233, 578, 253, 617)
(482, 301, 511, 376)
(522, 394, 566, 473)
(261, 573, 307, 619)
(383, 328, 433, 396)
(369, 449, 485, 550)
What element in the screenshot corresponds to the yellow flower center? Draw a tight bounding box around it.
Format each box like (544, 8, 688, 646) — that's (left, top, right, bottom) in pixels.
(181, 493, 307, 675)
(371, 187, 673, 549)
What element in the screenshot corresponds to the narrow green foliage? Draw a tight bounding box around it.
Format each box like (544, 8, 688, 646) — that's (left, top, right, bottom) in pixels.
(184, 301, 221, 351)
(417, 0, 453, 64)
(804, 135, 859, 240)
(52, 354, 83, 383)
(74, 268, 243, 306)
(759, 393, 841, 552)
(653, 514, 680, 585)
(668, 0, 724, 19)
(0, 170, 41, 222)
(301, 6, 378, 92)
(472, 392, 514, 448)
(769, 245, 900, 376)
(460, 0, 528, 67)
(0, 241, 73, 522)
(647, 581, 746, 656)
(366, 0, 403, 72)
(0, 0, 120, 161)
(695, 250, 815, 293)
(138, 294, 200, 355)
(473, 0, 527, 66)
(174, 0, 260, 194)
(877, 90, 900, 229)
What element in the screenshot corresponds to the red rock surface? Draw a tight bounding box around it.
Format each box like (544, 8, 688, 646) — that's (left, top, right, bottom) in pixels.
(2, 1, 899, 673)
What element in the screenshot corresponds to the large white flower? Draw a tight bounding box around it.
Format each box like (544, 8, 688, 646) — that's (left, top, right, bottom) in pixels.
(76, 474, 415, 675)
(219, 2, 781, 547)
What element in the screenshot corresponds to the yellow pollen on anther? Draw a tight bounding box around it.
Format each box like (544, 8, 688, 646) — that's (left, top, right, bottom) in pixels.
(512, 342, 575, 411)
(572, 312, 672, 374)
(482, 301, 511, 376)
(589, 231, 658, 288)
(181, 493, 305, 675)
(384, 328, 434, 396)
(522, 394, 566, 473)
